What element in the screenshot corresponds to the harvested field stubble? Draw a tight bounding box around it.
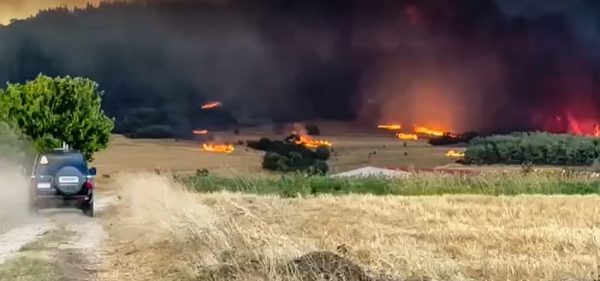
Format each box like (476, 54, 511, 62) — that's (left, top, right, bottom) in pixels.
(102, 173, 600, 281)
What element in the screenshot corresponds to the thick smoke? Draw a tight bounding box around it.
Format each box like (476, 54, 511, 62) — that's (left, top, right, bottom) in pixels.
(0, 0, 599, 136)
(0, 123, 35, 230)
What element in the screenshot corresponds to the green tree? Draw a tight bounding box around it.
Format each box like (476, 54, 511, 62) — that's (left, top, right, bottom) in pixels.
(0, 74, 114, 161)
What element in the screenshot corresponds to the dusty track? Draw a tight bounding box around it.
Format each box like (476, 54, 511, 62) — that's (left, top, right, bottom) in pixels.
(0, 193, 117, 281)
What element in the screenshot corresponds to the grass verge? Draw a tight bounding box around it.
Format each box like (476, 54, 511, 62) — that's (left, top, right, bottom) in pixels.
(175, 170, 600, 197)
(0, 255, 56, 281)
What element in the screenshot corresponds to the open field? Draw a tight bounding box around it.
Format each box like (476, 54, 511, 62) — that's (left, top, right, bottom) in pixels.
(86, 132, 600, 281)
(100, 174, 600, 281)
(3, 128, 597, 281)
(93, 132, 465, 177)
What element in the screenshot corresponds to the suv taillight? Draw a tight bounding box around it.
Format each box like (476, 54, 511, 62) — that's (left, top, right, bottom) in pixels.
(84, 180, 94, 190)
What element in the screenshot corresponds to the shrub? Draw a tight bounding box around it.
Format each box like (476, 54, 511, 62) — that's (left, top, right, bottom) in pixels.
(313, 146, 331, 161)
(252, 136, 331, 174)
(305, 124, 321, 135)
(247, 138, 273, 151)
(262, 152, 286, 171)
(464, 132, 600, 165)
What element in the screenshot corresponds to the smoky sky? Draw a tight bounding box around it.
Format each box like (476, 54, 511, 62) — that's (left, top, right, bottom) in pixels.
(1, 0, 600, 136)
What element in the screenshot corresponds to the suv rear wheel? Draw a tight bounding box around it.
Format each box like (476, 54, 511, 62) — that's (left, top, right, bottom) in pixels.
(81, 201, 94, 217)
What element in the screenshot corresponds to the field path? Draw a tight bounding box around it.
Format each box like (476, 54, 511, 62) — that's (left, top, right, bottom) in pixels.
(0, 193, 118, 281)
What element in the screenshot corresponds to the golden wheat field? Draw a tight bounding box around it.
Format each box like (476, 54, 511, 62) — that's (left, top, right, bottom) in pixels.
(93, 134, 600, 281)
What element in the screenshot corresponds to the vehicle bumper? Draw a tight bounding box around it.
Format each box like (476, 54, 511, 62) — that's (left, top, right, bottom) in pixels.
(33, 194, 93, 209)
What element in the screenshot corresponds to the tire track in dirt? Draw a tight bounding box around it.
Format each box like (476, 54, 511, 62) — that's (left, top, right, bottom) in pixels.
(0, 219, 54, 264)
(0, 194, 118, 281)
(53, 195, 117, 281)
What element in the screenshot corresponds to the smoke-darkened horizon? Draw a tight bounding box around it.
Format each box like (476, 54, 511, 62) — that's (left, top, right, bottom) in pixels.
(1, 0, 599, 137)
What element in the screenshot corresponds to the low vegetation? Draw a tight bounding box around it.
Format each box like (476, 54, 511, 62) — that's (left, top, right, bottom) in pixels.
(464, 132, 600, 165)
(0, 256, 56, 281)
(247, 137, 330, 175)
(176, 169, 600, 197)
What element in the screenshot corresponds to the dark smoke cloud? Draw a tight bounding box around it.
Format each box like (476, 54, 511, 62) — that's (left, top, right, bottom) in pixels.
(0, 0, 599, 136)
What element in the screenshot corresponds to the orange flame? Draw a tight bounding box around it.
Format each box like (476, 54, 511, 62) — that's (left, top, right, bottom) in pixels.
(396, 133, 418, 140)
(595, 124, 600, 137)
(445, 150, 465, 158)
(414, 126, 445, 137)
(295, 135, 332, 149)
(201, 143, 234, 154)
(193, 129, 208, 135)
(201, 101, 222, 110)
(378, 124, 402, 130)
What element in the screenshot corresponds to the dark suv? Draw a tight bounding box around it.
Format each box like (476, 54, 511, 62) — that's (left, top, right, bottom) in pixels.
(29, 149, 97, 217)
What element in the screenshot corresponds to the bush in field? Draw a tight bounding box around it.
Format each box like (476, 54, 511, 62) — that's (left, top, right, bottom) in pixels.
(464, 132, 600, 165)
(0, 74, 114, 160)
(305, 124, 321, 135)
(257, 137, 331, 174)
(262, 152, 288, 171)
(314, 146, 331, 161)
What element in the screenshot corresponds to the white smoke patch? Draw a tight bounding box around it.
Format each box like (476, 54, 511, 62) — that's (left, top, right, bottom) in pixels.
(0, 160, 33, 232)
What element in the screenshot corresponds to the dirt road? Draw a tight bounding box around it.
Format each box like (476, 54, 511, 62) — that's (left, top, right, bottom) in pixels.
(0, 194, 117, 281)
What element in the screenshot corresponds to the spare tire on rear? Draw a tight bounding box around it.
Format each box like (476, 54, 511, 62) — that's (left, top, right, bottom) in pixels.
(54, 166, 85, 196)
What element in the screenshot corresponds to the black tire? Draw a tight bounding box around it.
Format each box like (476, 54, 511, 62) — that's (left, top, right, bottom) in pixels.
(82, 202, 94, 217)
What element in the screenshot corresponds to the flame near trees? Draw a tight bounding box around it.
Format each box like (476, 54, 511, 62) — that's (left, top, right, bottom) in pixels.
(291, 123, 332, 148)
(396, 133, 418, 140)
(201, 143, 234, 154)
(414, 126, 445, 137)
(378, 124, 402, 130)
(295, 135, 332, 149)
(377, 123, 454, 140)
(445, 150, 465, 158)
(201, 101, 222, 110)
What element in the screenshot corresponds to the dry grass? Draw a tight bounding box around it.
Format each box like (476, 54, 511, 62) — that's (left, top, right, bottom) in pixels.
(99, 173, 600, 281)
(92, 133, 459, 178)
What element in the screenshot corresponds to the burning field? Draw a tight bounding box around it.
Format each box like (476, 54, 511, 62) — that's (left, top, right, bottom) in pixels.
(88, 121, 600, 281)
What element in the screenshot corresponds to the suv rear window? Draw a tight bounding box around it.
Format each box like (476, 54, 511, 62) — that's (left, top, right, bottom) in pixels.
(34, 153, 87, 176)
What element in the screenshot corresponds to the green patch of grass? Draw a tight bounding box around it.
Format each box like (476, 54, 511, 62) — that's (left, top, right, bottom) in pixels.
(175, 171, 600, 197)
(19, 229, 71, 252)
(0, 256, 56, 281)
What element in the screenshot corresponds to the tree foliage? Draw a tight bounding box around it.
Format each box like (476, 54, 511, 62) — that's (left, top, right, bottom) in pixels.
(464, 132, 600, 165)
(0, 74, 114, 160)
